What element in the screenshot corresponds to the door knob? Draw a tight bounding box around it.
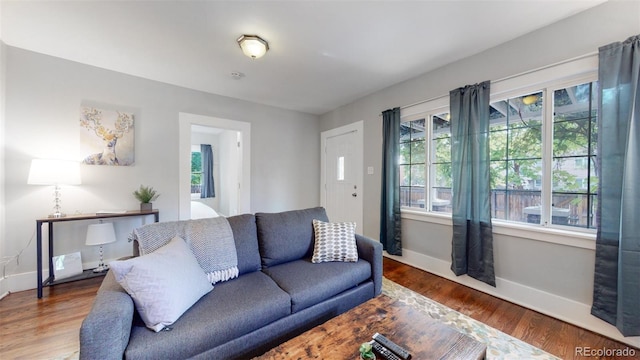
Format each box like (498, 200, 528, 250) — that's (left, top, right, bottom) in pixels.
(352, 193, 357, 197)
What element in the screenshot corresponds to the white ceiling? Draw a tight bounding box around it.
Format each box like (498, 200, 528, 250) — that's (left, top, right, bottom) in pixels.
(1, 1, 605, 115)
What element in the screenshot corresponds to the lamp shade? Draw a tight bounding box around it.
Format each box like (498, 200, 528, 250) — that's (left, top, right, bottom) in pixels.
(85, 223, 117, 246)
(28, 159, 81, 185)
(237, 35, 269, 59)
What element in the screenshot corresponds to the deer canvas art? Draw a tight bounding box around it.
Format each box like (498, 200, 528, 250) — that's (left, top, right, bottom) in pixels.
(80, 106, 135, 166)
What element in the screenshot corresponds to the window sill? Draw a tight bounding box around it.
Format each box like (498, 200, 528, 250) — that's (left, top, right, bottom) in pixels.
(401, 208, 596, 250)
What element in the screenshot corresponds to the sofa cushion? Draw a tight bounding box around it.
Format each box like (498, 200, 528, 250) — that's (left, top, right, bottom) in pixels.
(262, 259, 371, 313)
(311, 219, 358, 263)
(109, 236, 213, 332)
(256, 207, 329, 268)
(124, 271, 291, 359)
(227, 214, 261, 275)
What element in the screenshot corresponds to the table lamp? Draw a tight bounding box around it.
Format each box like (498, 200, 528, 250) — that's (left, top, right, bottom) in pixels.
(27, 159, 81, 218)
(86, 221, 117, 272)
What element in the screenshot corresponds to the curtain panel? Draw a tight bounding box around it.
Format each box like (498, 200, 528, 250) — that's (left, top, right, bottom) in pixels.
(201, 144, 215, 198)
(380, 108, 402, 255)
(591, 34, 640, 337)
(449, 81, 496, 287)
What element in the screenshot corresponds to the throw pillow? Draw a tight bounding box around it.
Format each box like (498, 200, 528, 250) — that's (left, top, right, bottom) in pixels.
(109, 236, 213, 332)
(311, 219, 358, 263)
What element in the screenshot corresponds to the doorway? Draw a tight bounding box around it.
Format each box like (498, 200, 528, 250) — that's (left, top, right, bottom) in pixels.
(179, 113, 251, 220)
(321, 121, 363, 227)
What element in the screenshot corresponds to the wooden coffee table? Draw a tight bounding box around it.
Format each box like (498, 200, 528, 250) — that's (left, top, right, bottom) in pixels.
(256, 295, 486, 359)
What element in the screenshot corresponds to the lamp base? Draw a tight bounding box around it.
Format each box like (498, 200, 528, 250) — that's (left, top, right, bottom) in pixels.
(93, 264, 109, 273)
(48, 212, 66, 218)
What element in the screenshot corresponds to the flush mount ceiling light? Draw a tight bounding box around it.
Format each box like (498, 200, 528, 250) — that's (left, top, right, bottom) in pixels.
(237, 35, 269, 59)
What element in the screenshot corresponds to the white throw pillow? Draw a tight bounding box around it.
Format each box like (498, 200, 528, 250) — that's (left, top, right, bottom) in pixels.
(311, 219, 358, 263)
(109, 236, 213, 332)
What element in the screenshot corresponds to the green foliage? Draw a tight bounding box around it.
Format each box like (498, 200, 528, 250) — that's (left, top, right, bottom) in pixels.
(191, 152, 202, 186)
(133, 185, 160, 203)
(359, 342, 375, 359)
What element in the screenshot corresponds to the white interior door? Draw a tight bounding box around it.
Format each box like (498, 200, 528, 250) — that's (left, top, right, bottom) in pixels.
(321, 121, 363, 228)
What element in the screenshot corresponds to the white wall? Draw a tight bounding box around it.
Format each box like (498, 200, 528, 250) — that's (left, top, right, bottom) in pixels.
(319, 1, 640, 347)
(0, 25, 8, 298)
(218, 130, 240, 216)
(2, 46, 320, 292)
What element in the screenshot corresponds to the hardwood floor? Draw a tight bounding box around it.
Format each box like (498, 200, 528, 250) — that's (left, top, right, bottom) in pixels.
(0, 260, 637, 359)
(0, 276, 103, 359)
(383, 258, 639, 360)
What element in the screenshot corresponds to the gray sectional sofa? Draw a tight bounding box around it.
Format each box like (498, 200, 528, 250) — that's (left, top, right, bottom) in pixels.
(80, 207, 383, 359)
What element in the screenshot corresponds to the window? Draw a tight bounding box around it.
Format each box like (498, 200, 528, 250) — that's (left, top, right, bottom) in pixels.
(551, 82, 598, 228)
(430, 112, 452, 212)
(489, 91, 543, 223)
(400, 112, 451, 212)
(400, 77, 598, 231)
(191, 151, 202, 195)
(400, 119, 426, 208)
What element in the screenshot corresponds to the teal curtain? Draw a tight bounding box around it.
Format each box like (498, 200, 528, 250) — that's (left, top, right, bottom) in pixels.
(591, 34, 640, 336)
(450, 81, 496, 287)
(201, 144, 215, 198)
(380, 108, 402, 255)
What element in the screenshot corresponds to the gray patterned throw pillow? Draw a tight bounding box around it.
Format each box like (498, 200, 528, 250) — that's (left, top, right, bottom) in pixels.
(311, 219, 358, 263)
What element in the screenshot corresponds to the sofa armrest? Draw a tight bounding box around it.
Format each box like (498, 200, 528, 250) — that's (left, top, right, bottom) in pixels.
(80, 272, 134, 360)
(355, 234, 383, 296)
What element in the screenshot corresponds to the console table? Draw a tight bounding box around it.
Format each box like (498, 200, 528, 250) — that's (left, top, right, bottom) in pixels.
(36, 210, 159, 298)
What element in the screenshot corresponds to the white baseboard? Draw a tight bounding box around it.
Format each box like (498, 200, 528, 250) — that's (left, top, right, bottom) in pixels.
(0, 277, 8, 300)
(2, 259, 114, 294)
(385, 249, 640, 348)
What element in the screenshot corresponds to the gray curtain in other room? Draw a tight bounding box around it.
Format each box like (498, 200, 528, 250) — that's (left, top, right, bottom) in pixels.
(380, 107, 402, 255)
(591, 34, 640, 337)
(450, 81, 496, 287)
(201, 144, 215, 198)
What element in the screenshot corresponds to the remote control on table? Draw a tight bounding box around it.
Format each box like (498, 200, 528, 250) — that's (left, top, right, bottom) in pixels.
(372, 333, 412, 360)
(370, 340, 401, 360)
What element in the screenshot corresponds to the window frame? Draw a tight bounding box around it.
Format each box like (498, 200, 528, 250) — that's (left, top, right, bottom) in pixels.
(399, 54, 598, 249)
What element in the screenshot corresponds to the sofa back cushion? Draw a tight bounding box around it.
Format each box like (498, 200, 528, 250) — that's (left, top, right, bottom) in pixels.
(256, 207, 329, 268)
(227, 214, 261, 275)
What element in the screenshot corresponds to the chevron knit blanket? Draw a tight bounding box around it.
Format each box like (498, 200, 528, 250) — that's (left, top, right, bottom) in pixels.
(133, 217, 239, 284)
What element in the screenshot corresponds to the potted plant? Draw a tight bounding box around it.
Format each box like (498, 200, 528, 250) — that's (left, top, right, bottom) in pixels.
(359, 342, 376, 360)
(133, 185, 159, 211)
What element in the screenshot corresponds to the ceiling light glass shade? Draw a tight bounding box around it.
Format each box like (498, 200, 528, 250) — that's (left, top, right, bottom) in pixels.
(27, 159, 81, 185)
(86, 222, 117, 246)
(522, 94, 539, 105)
(237, 35, 269, 59)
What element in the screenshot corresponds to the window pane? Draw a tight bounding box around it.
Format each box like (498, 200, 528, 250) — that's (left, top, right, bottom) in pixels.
(400, 122, 412, 142)
(410, 187, 426, 208)
(411, 119, 425, 141)
(400, 186, 411, 207)
(551, 193, 595, 228)
(490, 161, 507, 190)
(553, 119, 590, 157)
(433, 136, 450, 163)
(399, 143, 410, 164)
(411, 165, 425, 186)
(489, 129, 507, 160)
(507, 159, 541, 190)
(552, 158, 589, 192)
(399, 165, 410, 186)
(433, 163, 452, 188)
(490, 189, 507, 220)
(411, 140, 425, 164)
(508, 124, 542, 160)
